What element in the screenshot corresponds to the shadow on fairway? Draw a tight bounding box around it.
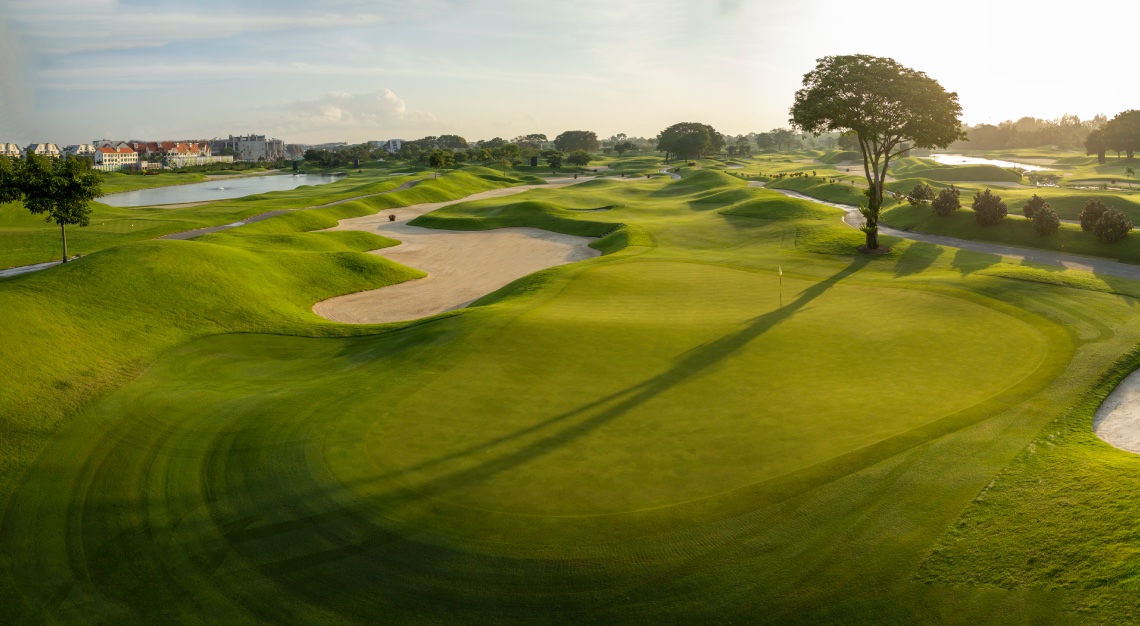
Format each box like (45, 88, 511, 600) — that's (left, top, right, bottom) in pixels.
(893, 241, 940, 277)
(372, 258, 871, 495)
(951, 247, 1001, 275)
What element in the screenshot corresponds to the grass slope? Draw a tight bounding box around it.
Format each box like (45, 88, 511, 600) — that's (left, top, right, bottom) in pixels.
(5, 168, 1140, 623)
(883, 203, 1140, 265)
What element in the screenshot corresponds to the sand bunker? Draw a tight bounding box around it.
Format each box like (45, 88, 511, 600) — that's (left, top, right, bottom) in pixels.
(313, 180, 600, 324)
(1094, 370, 1140, 454)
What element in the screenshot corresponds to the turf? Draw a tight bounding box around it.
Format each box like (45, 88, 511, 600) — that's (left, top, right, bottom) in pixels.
(4, 166, 1140, 623)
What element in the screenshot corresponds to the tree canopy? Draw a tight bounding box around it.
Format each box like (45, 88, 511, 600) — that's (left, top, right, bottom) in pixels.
(9, 152, 103, 263)
(553, 131, 599, 153)
(566, 150, 592, 167)
(656, 122, 724, 161)
(790, 54, 964, 250)
(1103, 110, 1140, 160)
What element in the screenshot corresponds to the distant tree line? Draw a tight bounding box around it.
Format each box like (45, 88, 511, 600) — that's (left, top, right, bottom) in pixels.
(1085, 110, 1140, 163)
(954, 115, 1102, 151)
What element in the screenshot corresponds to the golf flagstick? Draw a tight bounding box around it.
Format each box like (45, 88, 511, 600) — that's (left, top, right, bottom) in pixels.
(779, 265, 783, 307)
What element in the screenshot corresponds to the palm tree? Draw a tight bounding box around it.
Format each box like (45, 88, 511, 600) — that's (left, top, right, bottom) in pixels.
(1127, 167, 1135, 188)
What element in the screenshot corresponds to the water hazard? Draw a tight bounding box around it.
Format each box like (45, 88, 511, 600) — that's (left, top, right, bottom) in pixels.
(101, 173, 345, 207)
(927, 154, 1048, 172)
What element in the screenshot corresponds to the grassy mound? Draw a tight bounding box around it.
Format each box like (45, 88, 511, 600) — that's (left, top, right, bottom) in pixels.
(819, 150, 860, 164)
(8, 163, 1140, 623)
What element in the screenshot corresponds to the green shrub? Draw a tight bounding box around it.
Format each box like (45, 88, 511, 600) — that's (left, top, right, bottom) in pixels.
(1032, 205, 1060, 236)
(972, 189, 1007, 226)
(1094, 208, 1133, 243)
(906, 183, 935, 206)
(1079, 198, 1109, 231)
(1022, 194, 1048, 219)
(931, 185, 961, 216)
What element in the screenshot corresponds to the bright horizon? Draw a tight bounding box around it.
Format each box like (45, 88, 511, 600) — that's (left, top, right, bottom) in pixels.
(3, 0, 1138, 146)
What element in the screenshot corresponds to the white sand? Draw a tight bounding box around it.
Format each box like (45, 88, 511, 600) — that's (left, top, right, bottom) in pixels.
(313, 179, 600, 324)
(1094, 369, 1140, 454)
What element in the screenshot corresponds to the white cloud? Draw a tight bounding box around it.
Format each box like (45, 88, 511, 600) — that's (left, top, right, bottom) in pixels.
(6, 1, 382, 53)
(270, 87, 440, 141)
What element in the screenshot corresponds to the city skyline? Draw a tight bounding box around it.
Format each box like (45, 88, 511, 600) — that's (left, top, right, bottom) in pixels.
(3, 0, 1138, 145)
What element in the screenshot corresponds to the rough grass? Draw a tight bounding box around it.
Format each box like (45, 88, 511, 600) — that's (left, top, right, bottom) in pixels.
(5, 166, 1140, 623)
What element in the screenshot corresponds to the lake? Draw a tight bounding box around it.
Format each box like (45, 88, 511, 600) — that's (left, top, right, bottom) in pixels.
(927, 154, 1047, 172)
(101, 173, 345, 207)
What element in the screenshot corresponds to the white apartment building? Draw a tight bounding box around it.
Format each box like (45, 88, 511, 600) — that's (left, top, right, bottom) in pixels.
(93, 145, 138, 171)
(26, 143, 61, 158)
(379, 139, 404, 153)
(0, 143, 20, 157)
(64, 144, 97, 159)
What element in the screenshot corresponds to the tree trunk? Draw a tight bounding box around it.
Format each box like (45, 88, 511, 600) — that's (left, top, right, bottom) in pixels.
(865, 226, 879, 250)
(1099, 150, 1107, 165)
(864, 189, 881, 250)
(60, 222, 68, 263)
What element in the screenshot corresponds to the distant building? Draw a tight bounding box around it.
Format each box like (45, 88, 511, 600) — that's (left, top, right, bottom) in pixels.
(284, 144, 307, 159)
(93, 145, 138, 171)
(378, 139, 404, 154)
(125, 140, 234, 167)
(26, 143, 61, 158)
(210, 134, 285, 162)
(63, 144, 96, 160)
(0, 143, 20, 157)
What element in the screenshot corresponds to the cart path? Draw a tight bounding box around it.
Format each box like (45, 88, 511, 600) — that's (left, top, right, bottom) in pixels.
(756, 183, 1140, 281)
(313, 177, 600, 324)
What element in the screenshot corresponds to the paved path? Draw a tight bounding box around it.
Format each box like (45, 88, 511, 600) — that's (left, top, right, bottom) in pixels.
(756, 182, 1140, 281)
(0, 259, 66, 279)
(314, 177, 598, 324)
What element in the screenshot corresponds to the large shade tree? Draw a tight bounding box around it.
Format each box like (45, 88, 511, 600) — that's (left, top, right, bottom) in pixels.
(553, 130, 599, 153)
(790, 55, 964, 250)
(1103, 110, 1140, 160)
(656, 122, 724, 161)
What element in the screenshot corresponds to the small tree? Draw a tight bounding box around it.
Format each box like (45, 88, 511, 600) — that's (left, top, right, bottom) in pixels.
(543, 149, 564, 173)
(1079, 199, 1109, 231)
(614, 141, 635, 156)
(566, 150, 592, 167)
(972, 189, 1007, 226)
(906, 182, 934, 206)
(1032, 205, 1060, 236)
(20, 153, 103, 262)
(931, 185, 961, 216)
(1094, 208, 1133, 243)
(1022, 194, 1048, 219)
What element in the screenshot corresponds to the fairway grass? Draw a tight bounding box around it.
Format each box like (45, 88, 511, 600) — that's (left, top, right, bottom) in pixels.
(5, 168, 1140, 623)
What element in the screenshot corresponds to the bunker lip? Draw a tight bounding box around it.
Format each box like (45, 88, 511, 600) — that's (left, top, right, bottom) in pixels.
(313, 178, 600, 324)
(1094, 369, 1140, 454)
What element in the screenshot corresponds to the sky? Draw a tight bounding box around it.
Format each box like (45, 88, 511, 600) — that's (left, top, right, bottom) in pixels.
(2, 0, 1139, 146)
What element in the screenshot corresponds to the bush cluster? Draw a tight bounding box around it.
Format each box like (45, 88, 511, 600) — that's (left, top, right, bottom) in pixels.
(1032, 205, 1060, 236)
(1079, 199, 1109, 231)
(907, 183, 935, 206)
(1022, 194, 1048, 219)
(972, 189, 1007, 226)
(930, 185, 960, 216)
(1094, 208, 1133, 243)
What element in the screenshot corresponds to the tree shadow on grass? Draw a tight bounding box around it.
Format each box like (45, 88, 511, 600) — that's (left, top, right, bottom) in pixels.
(950, 247, 1001, 275)
(370, 257, 871, 494)
(893, 241, 941, 277)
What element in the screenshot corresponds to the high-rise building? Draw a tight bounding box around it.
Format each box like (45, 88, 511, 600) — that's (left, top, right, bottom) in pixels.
(210, 135, 285, 162)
